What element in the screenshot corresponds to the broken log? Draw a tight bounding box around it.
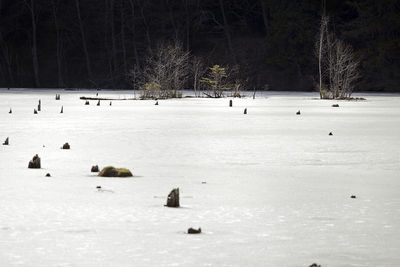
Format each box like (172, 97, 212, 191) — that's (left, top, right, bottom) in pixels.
(188, 227, 201, 234)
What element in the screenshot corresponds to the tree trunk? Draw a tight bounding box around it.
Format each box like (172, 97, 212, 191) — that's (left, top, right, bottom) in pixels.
(260, 0, 269, 36)
(51, 0, 64, 87)
(318, 18, 324, 99)
(218, 0, 236, 64)
(27, 0, 40, 87)
(120, 5, 128, 78)
(0, 32, 15, 86)
(128, 0, 141, 68)
(75, 0, 93, 82)
(110, 0, 117, 86)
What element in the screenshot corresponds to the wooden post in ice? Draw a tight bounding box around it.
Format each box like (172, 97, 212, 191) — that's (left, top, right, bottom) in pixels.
(229, 99, 232, 107)
(38, 99, 41, 111)
(60, 106, 63, 113)
(109, 101, 112, 106)
(165, 188, 180, 207)
(2, 137, 9, 145)
(244, 108, 247, 114)
(34, 109, 38, 114)
(28, 154, 41, 168)
(9, 108, 12, 114)
(97, 100, 100, 106)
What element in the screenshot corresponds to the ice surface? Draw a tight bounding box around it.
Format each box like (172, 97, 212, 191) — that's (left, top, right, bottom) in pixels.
(0, 90, 399, 266)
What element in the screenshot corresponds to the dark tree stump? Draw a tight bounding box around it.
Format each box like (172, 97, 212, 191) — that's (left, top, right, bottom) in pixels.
(3, 137, 9, 145)
(244, 108, 247, 114)
(85, 100, 90, 105)
(296, 110, 301, 115)
(28, 154, 41, 169)
(9, 108, 12, 114)
(188, 227, 201, 234)
(351, 195, 356, 199)
(229, 100, 232, 107)
(62, 143, 70, 149)
(38, 99, 41, 111)
(96, 186, 102, 189)
(165, 188, 180, 207)
(34, 109, 38, 114)
(309, 264, 321, 267)
(55, 94, 60, 100)
(332, 104, 339, 107)
(110, 101, 112, 106)
(155, 101, 159, 105)
(329, 132, 333, 136)
(91, 165, 99, 172)
(97, 100, 100, 106)
(60, 106, 63, 113)
(45, 173, 51, 177)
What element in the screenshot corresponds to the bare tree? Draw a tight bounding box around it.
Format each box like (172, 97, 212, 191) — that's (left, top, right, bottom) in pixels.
(139, 41, 190, 99)
(191, 56, 206, 97)
(329, 40, 360, 99)
(317, 13, 359, 99)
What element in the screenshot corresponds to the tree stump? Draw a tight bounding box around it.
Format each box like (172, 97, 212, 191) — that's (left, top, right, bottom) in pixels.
(155, 101, 159, 105)
(60, 106, 63, 113)
(45, 173, 51, 177)
(97, 100, 100, 106)
(332, 104, 339, 107)
(110, 101, 112, 106)
(62, 143, 70, 149)
(229, 100, 232, 107)
(34, 109, 38, 114)
(296, 110, 301, 115)
(85, 100, 90, 105)
(351, 195, 356, 199)
(9, 108, 12, 114)
(55, 94, 60, 100)
(3, 137, 9, 145)
(28, 154, 41, 168)
(91, 165, 99, 172)
(329, 132, 333, 136)
(309, 264, 321, 267)
(188, 227, 201, 234)
(244, 108, 247, 114)
(38, 99, 41, 111)
(165, 188, 180, 207)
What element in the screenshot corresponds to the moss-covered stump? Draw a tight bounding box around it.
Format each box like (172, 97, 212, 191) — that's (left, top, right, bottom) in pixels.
(98, 166, 133, 177)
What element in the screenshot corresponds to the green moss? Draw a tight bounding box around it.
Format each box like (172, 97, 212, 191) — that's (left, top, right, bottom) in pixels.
(116, 168, 133, 177)
(98, 166, 133, 177)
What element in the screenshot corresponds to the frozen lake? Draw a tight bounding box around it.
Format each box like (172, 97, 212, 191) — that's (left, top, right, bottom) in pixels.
(0, 90, 399, 266)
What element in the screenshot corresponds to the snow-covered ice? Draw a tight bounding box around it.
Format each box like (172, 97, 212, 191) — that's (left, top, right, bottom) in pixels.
(0, 90, 399, 266)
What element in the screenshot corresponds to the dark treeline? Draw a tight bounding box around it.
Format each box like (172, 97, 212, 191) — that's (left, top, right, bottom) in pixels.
(0, 0, 399, 91)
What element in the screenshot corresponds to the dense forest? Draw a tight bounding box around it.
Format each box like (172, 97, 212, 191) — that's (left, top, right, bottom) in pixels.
(0, 0, 399, 91)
